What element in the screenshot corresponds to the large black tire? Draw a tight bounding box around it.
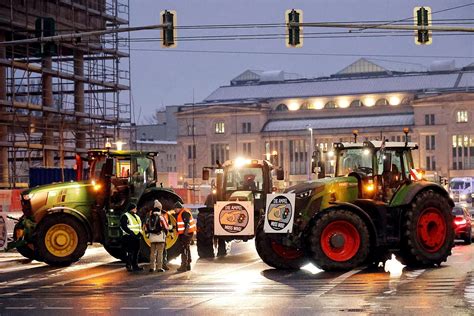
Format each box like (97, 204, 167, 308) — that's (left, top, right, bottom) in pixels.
(34, 214, 88, 266)
(103, 244, 127, 261)
(137, 198, 181, 262)
(396, 190, 455, 267)
(197, 210, 215, 258)
(308, 209, 370, 271)
(463, 228, 472, 245)
(255, 221, 307, 270)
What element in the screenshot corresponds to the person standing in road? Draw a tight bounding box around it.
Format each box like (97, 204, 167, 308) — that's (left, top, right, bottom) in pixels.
(161, 208, 172, 270)
(175, 203, 196, 272)
(145, 200, 168, 272)
(120, 203, 143, 272)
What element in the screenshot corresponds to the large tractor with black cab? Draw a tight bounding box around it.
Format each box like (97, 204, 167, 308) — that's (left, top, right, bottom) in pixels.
(256, 136, 455, 271)
(8, 148, 184, 266)
(197, 158, 284, 258)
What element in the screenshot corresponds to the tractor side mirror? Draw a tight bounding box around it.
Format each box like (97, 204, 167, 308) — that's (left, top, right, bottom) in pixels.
(202, 169, 210, 181)
(276, 168, 284, 181)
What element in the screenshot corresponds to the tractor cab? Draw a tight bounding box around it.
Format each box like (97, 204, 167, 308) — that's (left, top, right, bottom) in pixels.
(87, 150, 158, 212)
(334, 140, 419, 203)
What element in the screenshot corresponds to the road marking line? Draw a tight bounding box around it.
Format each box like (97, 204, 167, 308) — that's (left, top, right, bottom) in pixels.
(405, 306, 430, 309)
(82, 307, 111, 310)
(307, 268, 363, 297)
(120, 307, 150, 310)
(5, 307, 36, 310)
(43, 307, 74, 310)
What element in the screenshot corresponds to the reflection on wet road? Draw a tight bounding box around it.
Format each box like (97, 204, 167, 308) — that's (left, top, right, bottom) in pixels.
(0, 241, 473, 315)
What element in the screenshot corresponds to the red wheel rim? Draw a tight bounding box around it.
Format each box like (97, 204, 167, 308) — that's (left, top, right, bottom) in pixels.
(320, 220, 361, 262)
(416, 207, 446, 253)
(271, 241, 303, 260)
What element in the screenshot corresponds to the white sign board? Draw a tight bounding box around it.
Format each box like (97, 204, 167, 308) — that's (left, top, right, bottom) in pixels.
(264, 193, 296, 233)
(0, 213, 7, 251)
(214, 201, 254, 236)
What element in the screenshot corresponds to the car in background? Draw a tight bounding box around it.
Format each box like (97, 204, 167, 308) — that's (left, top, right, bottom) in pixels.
(453, 206, 473, 244)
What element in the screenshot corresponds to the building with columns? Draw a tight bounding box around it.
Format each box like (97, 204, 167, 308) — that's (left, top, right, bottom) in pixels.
(176, 59, 474, 187)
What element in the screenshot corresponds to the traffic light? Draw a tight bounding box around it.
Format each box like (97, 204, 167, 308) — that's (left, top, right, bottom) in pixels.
(286, 9, 303, 48)
(34, 17, 56, 56)
(161, 10, 177, 48)
(414, 6, 432, 45)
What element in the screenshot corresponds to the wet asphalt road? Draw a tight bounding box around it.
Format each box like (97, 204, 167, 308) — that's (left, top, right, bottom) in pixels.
(0, 240, 473, 316)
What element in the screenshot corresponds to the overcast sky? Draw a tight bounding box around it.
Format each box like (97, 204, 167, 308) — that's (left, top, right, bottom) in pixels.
(129, 0, 474, 123)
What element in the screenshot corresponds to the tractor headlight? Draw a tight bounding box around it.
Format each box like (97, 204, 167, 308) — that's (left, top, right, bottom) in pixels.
(296, 189, 313, 199)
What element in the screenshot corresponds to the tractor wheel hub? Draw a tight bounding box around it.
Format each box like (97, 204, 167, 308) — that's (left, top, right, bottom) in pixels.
(329, 234, 345, 248)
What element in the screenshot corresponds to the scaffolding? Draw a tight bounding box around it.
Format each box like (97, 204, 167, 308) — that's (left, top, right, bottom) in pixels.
(0, 0, 131, 188)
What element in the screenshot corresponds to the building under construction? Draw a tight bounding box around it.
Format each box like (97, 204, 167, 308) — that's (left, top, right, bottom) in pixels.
(0, 0, 131, 188)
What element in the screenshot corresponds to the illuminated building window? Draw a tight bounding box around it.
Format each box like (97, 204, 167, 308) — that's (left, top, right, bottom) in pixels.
(350, 100, 363, 107)
(324, 101, 337, 109)
(215, 122, 225, 134)
(375, 98, 389, 106)
(426, 135, 436, 150)
(275, 104, 288, 111)
(242, 122, 251, 134)
(456, 110, 468, 123)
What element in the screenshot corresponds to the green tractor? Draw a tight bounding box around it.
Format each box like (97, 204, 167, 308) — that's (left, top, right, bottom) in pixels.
(8, 149, 184, 266)
(256, 139, 455, 271)
(198, 158, 284, 258)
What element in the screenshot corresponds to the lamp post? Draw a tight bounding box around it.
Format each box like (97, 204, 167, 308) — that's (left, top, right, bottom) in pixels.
(307, 126, 313, 181)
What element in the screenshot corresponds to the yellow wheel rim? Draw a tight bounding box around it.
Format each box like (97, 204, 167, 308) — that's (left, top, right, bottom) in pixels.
(45, 224, 78, 257)
(166, 215, 179, 250)
(142, 214, 179, 249)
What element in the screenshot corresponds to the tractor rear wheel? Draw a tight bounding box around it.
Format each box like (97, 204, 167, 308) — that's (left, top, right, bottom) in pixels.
(255, 221, 306, 270)
(197, 210, 215, 258)
(397, 190, 454, 267)
(138, 198, 181, 262)
(308, 209, 370, 271)
(35, 214, 88, 266)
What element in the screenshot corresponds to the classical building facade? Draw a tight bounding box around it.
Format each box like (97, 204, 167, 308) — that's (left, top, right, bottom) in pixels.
(175, 59, 474, 187)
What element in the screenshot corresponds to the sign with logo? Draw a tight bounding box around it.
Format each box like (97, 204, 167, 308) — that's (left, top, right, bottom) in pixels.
(214, 201, 254, 236)
(0, 213, 6, 251)
(264, 193, 296, 233)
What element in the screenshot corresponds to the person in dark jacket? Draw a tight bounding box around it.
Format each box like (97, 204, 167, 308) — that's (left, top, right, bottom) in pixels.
(120, 203, 143, 272)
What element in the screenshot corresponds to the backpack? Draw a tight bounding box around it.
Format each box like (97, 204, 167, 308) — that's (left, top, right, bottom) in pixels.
(147, 212, 163, 234)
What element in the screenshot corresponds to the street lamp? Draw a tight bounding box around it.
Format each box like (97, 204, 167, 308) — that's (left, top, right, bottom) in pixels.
(307, 126, 313, 181)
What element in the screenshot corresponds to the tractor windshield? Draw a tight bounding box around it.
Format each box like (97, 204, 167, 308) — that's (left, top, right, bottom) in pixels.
(336, 148, 373, 176)
(224, 166, 264, 192)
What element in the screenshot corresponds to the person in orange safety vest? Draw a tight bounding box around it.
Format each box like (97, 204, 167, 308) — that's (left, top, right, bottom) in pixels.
(175, 202, 196, 272)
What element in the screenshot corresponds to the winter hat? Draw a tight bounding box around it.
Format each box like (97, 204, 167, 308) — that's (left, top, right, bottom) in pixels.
(154, 199, 162, 210)
(127, 202, 137, 212)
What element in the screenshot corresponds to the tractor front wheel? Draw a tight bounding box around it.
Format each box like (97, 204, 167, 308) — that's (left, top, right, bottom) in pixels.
(308, 210, 370, 271)
(255, 221, 306, 270)
(397, 190, 454, 267)
(35, 214, 88, 266)
(197, 210, 215, 258)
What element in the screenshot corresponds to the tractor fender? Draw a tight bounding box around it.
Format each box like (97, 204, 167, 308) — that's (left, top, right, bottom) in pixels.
(138, 187, 184, 210)
(308, 202, 379, 247)
(45, 206, 93, 242)
(390, 181, 454, 208)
